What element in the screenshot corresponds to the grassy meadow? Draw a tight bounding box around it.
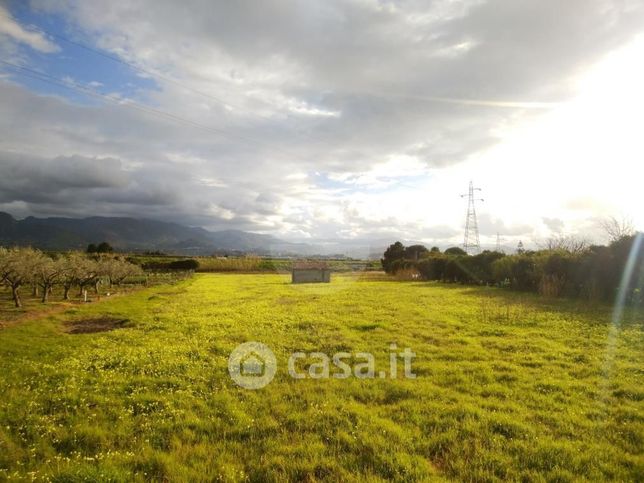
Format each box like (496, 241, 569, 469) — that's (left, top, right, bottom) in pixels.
(0, 273, 642, 481)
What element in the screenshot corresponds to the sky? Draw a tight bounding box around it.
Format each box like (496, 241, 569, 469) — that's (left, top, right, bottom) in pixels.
(0, 0, 643, 250)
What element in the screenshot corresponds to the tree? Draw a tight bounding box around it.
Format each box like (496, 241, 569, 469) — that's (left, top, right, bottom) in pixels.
(85, 259, 104, 295)
(542, 235, 589, 254)
(381, 242, 406, 273)
(59, 253, 84, 300)
(34, 255, 64, 303)
(96, 242, 114, 253)
(600, 215, 635, 242)
(101, 256, 143, 287)
(445, 246, 466, 256)
(0, 247, 6, 285)
(87, 242, 114, 254)
(0, 248, 41, 307)
(404, 244, 429, 261)
(492, 254, 536, 291)
(534, 250, 576, 297)
(417, 255, 448, 280)
(0, 247, 9, 288)
(0, 249, 145, 305)
(69, 255, 101, 297)
(464, 250, 505, 284)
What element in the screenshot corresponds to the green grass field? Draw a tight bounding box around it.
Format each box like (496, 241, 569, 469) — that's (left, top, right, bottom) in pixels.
(0, 273, 642, 481)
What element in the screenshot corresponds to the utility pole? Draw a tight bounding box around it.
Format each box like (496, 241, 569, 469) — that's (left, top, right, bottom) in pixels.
(460, 181, 483, 255)
(495, 232, 503, 253)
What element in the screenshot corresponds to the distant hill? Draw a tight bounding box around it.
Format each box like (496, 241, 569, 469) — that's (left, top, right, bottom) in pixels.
(0, 212, 293, 255)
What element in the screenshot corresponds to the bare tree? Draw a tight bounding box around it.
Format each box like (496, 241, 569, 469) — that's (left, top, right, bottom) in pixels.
(1, 249, 143, 305)
(96, 256, 117, 288)
(600, 215, 635, 242)
(542, 234, 589, 254)
(103, 257, 143, 287)
(75, 256, 101, 297)
(0, 247, 7, 286)
(0, 248, 41, 308)
(35, 256, 64, 303)
(59, 253, 82, 300)
(59, 253, 98, 300)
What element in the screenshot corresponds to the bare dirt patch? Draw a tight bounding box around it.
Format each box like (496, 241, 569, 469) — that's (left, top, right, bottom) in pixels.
(65, 317, 129, 334)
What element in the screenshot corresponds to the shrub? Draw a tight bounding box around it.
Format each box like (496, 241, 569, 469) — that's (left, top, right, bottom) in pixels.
(168, 259, 199, 270)
(491, 255, 536, 291)
(417, 256, 448, 281)
(534, 251, 577, 297)
(393, 267, 421, 280)
(383, 233, 644, 303)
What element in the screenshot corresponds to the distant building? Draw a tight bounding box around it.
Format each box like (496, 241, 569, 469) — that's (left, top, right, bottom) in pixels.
(291, 261, 331, 284)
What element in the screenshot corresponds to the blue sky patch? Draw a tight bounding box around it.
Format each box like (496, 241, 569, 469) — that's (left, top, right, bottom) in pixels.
(5, 2, 157, 105)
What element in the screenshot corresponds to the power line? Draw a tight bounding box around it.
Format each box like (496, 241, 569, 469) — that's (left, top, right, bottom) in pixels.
(0, 59, 295, 156)
(0, 10, 289, 125)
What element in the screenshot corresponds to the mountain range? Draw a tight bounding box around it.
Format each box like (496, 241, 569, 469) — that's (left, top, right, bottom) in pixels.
(0, 212, 408, 257)
(0, 212, 303, 255)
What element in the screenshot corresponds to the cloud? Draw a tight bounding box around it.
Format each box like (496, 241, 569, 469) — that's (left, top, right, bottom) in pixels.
(476, 213, 533, 238)
(0, 151, 129, 203)
(0, 5, 59, 53)
(0, 0, 642, 242)
(542, 217, 565, 234)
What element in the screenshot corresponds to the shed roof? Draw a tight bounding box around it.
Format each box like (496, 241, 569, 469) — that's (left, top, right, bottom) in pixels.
(292, 260, 330, 270)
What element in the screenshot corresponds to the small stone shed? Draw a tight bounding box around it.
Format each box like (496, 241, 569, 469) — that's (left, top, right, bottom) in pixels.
(291, 261, 331, 284)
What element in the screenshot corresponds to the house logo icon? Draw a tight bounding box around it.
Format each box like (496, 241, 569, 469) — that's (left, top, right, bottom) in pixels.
(240, 351, 265, 377)
(228, 342, 276, 389)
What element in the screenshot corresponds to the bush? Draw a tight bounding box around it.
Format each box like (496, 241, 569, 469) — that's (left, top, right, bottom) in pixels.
(417, 256, 448, 281)
(491, 255, 536, 291)
(533, 251, 576, 297)
(142, 258, 200, 271)
(393, 267, 421, 280)
(385, 233, 644, 303)
(168, 259, 199, 270)
(462, 251, 505, 284)
(257, 260, 278, 271)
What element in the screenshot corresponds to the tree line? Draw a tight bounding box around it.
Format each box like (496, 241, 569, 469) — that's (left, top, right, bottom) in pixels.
(0, 248, 143, 308)
(381, 234, 643, 304)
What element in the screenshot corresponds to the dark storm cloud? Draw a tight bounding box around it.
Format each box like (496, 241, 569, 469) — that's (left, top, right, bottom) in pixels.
(0, 151, 128, 203)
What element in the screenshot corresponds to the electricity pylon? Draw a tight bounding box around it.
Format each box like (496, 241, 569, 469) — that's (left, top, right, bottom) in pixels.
(460, 181, 483, 255)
